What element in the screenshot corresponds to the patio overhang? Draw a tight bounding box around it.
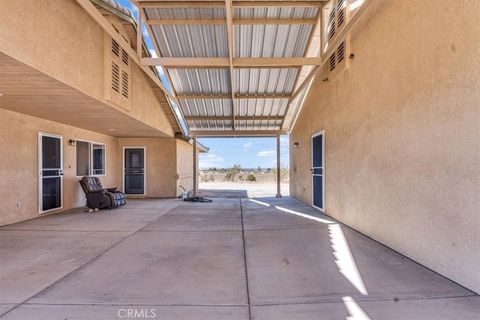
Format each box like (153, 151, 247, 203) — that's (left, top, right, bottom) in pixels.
(130, 0, 372, 138)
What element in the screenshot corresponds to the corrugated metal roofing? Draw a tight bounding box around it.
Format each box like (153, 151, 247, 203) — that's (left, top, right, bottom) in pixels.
(143, 3, 320, 133)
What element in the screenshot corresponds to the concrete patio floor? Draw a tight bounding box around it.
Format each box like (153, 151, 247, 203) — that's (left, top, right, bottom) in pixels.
(0, 196, 478, 319)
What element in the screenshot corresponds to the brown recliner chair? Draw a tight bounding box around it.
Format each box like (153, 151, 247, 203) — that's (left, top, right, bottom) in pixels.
(79, 176, 126, 211)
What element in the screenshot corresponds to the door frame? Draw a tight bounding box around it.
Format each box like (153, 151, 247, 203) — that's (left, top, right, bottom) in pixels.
(38, 132, 64, 214)
(311, 130, 325, 212)
(122, 146, 146, 196)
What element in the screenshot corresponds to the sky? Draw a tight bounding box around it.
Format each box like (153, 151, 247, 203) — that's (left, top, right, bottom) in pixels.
(198, 136, 289, 169)
(116, 0, 289, 169)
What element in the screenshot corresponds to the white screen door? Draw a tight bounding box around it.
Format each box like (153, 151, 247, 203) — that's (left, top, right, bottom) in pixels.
(311, 131, 325, 211)
(39, 133, 63, 213)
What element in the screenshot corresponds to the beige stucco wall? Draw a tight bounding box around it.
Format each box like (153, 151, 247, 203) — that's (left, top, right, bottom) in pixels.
(0, 109, 120, 226)
(176, 140, 194, 194)
(118, 138, 178, 198)
(0, 0, 173, 136)
(290, 0, 480, 293)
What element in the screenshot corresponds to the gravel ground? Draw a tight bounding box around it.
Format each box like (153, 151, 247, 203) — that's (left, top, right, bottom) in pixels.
(198, 182, 290, 198)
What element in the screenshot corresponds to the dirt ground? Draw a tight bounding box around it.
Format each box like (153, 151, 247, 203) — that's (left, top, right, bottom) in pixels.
(199, 182, 290, 197)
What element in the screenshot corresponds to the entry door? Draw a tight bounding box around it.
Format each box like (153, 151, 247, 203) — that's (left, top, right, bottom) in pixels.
(311, 131, 325, 211)
(124, 148, 145, 195)
(39, 133, 63, 213)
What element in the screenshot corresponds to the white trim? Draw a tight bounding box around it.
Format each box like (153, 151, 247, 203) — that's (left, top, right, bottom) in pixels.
(311, 130, 325, 212)
(74, 139, 107, 177)
(38, 132, 64, 214)
(122, 146, 147, 196)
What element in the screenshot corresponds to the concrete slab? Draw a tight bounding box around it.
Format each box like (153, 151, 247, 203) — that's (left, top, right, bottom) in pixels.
(1, 208, 173, 232)
(242, 205, 333, 230)
(1, 197, 477, 319)
(180, 198, 241, 210)
(122, 198, 181, 210)
(245, 227, 473, 305)
(241, 197, 313, 211)
(30, 231, 248, 306)
(0, 230, 129, 303)
(2, 304, 249, 320)
(0, 305, 15, 317)
(144, 209, 242, 232)
(251, 296, 480, 320)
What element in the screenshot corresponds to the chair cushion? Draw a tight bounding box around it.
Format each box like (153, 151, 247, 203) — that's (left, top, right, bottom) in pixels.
(80, 176, 105, 193)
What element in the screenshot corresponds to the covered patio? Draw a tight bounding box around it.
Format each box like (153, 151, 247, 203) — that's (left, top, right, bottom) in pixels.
(1, 196, 478, 319)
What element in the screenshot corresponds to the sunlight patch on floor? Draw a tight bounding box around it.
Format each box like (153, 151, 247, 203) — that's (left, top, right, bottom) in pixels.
(329, 224, 368, 295)
(274, 205, 335, 225)
(343, 296, 372, 320)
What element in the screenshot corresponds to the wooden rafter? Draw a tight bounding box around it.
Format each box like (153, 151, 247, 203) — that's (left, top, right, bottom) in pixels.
(225, 0, 236, 130)
(280, 9, 321, 129)
(146, 18, 317, 25)
(190, 129, 288, 137)
(185, 115, 284, 121)
(141, 57, 322, 68)
(138, 1, 325, 8)
(177, 94, 290, 100)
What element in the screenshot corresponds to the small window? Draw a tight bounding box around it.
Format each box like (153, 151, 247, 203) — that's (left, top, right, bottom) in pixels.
(92, 144, 105, 175)
(76, 141, 106, 176)
(76, 141, 90, 176)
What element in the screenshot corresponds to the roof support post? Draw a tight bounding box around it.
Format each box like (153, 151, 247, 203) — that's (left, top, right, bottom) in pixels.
(192, 135, 198, 196)
(276, 134, 282, 198)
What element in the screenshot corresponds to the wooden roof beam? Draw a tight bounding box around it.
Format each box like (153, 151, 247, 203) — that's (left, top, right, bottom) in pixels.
(138, 1, 325, 8)
(177, 94, 290, 100)
(185, 116, 284, 121)
(225, 0, 236, 130)
(190, 129, 288, 137)
(146, 18, 317, 25)
(141, 57, 322, 67)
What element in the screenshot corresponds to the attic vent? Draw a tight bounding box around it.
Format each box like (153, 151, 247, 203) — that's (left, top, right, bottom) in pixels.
(337, 0, 346, 27)
(112, 62, 120, 92)
(121, 49, 129, 66)
(337, 41, 345, 62)
(121, 71, 129, 98)
(112, 39, 120, 57)
(328, 9, 336, 40)
(329, 53, 336, 71)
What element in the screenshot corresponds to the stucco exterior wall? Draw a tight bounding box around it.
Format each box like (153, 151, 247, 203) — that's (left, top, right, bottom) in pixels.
(0, 109, 120, 226)
(118, 138, 178, 198)
(176, 140, 194, 195)
(290, 0, 480, 293)
(0, 0, 173, 136)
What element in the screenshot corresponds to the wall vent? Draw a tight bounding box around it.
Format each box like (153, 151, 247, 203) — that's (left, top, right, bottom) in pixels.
(337, 41, 345, 62)
(328, 8, 336, 40)
(329, 53, 336, 71)
(105, 32, 131, 109)
(121, 49, 129, 66)
(121, 71, 129, 98)
(112, 62, 120, 92)
(112, 39, 120, 57)
(337, 0, 346, 27)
